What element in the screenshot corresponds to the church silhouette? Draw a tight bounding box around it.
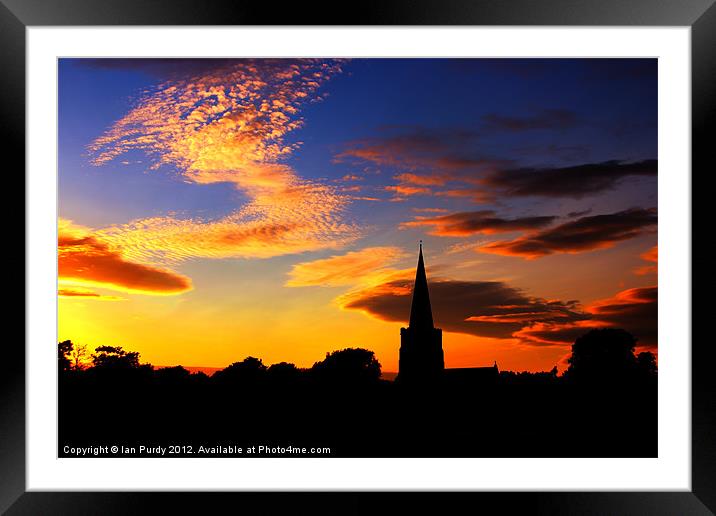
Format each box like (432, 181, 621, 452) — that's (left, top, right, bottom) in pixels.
(397, 242, 499, 386)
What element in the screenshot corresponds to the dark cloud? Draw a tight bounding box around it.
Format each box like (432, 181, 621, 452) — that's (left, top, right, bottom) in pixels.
(516, 286, 657, 349)
(334, 129, 512, 198)
(402, 210, 557, 236)
(567, 209, 592, 218)
(340, 278, 587, 339)
(337, 125, 654, 202)
(65, 58, 326, 80)
(334, 128, 495, 174)
(483, 109, 579, 132)
(340, 275, 655, 349)
(589, 286, 657, 346)
(479, 159, 657, 199)
(480, 208, 657, 259)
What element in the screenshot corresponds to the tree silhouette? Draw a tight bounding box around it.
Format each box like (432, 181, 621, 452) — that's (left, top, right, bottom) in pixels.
(564, 328, 639, 384)
(70, 343, 89, 371)
(636, 351, 658, 377)
(91, 345, 142, 369)
(213, 356, 267, 385)
(155, 365, 191, 384)
(311, 348, 381, 384)
(58, 340, 73, 373)
(267, 362, 300, 383)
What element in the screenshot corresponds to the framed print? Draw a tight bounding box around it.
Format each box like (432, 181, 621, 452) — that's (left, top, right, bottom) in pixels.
(4, 0, 714, 513)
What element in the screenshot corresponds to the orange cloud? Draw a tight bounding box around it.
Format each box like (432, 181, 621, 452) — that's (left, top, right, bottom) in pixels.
(59, 219, 192, 295)
(385, 185, 431, 197)
(635, 245, 658, 275)
(394, 172, 451, 186)
(466, 312, 570, 324)
(58, 287, 124, 301)
(341, 185, 363, 193)
(286, 247, 408, 287)
(435, 188, 495, 203)
(413, 207, 449, 214)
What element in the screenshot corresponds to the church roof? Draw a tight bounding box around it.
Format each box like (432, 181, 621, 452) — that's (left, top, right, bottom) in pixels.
(408, 242, 435, 330)
(444, 367, 499, 381)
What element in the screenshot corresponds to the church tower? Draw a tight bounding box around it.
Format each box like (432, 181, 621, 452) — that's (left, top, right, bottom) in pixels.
(397, 242, 444, 384)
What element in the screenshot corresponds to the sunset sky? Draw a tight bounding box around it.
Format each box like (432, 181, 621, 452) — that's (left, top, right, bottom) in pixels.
(58, 58, 657, 373)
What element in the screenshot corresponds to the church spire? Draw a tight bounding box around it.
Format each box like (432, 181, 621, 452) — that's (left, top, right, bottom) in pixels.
(408, 241, 434, 329)
(398, 240, 444, 383)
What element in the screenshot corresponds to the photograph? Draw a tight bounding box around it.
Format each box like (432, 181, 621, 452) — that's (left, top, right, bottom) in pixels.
(57, 57, 658, 459)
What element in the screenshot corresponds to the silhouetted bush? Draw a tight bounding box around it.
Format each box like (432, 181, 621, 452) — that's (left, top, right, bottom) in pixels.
(92, 346, 142, 370)
(564, 328, 639, 384)
(58, 340, 73, 374)
(637, 351, 658, 377)
(155, 365, 191, 385)
(311, 348, 381, 384)
(267, 361, 301, 385)
(500, 366, 559, 386)
(212, 356, 267, 386)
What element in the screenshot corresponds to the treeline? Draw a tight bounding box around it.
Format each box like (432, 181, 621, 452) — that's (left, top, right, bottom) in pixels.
(59, 327, 657, 388)
(59, 343, 385, 388)
(58, 328, 657, 458)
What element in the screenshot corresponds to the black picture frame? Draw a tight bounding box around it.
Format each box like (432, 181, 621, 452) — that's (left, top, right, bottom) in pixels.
(4, 0, 713, 513)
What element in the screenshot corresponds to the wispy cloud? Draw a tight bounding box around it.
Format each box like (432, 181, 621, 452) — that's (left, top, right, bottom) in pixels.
(635, 245, 658, 276)
(385, 185, 431, 197)
(87, 59, 360, 263)
(58, 287, 124, 301)
(334, 128, 505, 199)
(286, 247, 408, 287)
(97, 195, 360, 264)
(412, 207, 450, 214)
(336, 128, 654, 203)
